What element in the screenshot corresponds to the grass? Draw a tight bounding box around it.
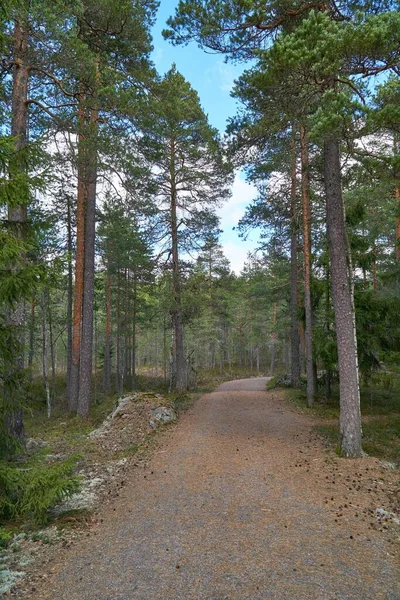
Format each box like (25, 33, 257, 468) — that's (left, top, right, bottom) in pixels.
(281, 377, 400, 464)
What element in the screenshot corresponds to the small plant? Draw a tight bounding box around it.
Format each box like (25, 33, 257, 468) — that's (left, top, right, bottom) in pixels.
(0, 456, 81, 525)
(0, 528, 13, 549)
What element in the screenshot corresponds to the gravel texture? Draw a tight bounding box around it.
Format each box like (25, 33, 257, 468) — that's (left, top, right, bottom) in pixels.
(32, 378, 399, 600)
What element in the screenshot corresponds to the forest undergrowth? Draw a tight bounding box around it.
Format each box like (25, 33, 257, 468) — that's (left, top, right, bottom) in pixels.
(276, 376, 400, 464)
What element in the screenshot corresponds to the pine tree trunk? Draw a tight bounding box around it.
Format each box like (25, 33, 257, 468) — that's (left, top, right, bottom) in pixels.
(77, 98, 98, 417)
(324, 137, 362, 457)
(300, 125, 315, 407)
(131, 273, 137, 390)
(47, 289, 56, 403)
(41, 292, 51, 419)
(6, 11, 30, 442)
(395, 186, 400, 261)
(290, 134, 301, 386)
(69, 99, 86, 412)
(103, 272, 112, 392)
(28, 298, 35, 373)
(270, 302, 277, 376)
(170, 138, 186, 391)
(66, 192, 73, 404)
(116, 270, 121, 394)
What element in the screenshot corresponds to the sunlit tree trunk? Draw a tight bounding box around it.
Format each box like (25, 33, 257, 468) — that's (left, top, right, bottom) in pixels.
(290, 133, 301, 386)
(6, 10, 30, 442)
(324, 136, 362, 457)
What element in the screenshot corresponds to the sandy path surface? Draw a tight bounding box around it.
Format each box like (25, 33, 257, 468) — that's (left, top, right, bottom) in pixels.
(35, 378, 399, 600)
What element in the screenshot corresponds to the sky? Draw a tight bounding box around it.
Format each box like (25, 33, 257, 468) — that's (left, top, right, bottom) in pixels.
(151, 1, 259, 273)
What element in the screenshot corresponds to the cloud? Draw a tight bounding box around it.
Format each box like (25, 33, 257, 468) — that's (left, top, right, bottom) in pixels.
(217, 172, 258, 229)
(206, 59, 238, 93)
(216, 172, 259, 274)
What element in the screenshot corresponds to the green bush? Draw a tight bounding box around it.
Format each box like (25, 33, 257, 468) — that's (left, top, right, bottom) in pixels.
(0, 457, 80, 525)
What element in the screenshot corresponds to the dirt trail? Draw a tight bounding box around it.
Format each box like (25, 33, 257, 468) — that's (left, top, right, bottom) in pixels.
(34, 379, 398, 600)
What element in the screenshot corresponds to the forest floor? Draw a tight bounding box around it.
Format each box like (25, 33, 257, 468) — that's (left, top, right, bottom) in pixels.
(7, 378, 400, 599)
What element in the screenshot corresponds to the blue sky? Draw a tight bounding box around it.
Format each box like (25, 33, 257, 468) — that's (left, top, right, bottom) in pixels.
(151, 2, 259, 273)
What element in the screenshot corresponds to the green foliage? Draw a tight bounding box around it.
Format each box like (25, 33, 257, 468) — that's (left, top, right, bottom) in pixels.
(0, 456, 80, 525)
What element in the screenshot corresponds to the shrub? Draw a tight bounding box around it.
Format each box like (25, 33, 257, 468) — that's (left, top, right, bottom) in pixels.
(0, 457, 80, 525)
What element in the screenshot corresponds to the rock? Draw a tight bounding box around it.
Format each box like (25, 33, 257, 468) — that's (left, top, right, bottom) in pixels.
(26, 438, 48, 453)
(149, 407, 177, 429)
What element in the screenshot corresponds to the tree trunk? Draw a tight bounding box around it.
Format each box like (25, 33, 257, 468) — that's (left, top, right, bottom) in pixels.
(41, 292, 51, 419)
(66, 192, 74, 404)
(131, 273, 137, 390)
(290, 133, 301, 386)
(300, 125, 315, 407)
(372, 244, 378, 292)
(103, 271, 112, 392)
(69, 98, 86, 412)
(395, 186, 400, 261)
(77, 98, 98, 417)
(270, 302, 277, 376)
(170, 138, 186, 391)
(116, 270, 122, 394)
(47, 288, 56, 403)
(28, 298, 35, 374)
(5, 11, 30, 443)
(324, 137, 362, 457)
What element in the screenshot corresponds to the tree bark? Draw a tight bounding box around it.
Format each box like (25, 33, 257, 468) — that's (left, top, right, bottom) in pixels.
(47, 288, 56, 403)
(6, 10, 30, 442)
(103, 271, 112, 392)
(170, 138, 186, 391)
(270, 302, 277, 376)
(66, 191, 74, 404)
(77, 87, 98, 417)
(300, 125, 315, 407)
(290, 133, 301, 386)
(324, 137, 362, 457)
(28, 298, 35, 374)
(41, 292, 51, 419)
(395, 186, 400, 261)
(69, 98, 86, 412)
(131, 272, 137, 390)
(116, 270, 122, 394)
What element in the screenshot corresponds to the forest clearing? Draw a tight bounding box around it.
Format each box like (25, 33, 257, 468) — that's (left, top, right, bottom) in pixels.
(0, 0, 400, 597)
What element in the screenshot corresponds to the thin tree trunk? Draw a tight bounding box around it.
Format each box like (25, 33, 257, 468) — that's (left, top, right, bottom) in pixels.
(41, 292, 51, 419)
(103, 271, 112, 392)
(372, 244, 378, 292)
(300, 124, 315, 407)
(131, 272, 137, 390)
(116, 270, 121, 394)
(66, 192, 73, 404)
(324, 137, 362, 457)
(270, 302, 277, 376)
(47, 288, 56, 403)
(290, 133, 301, 386)
(395, 186, 400, 261)
(28, 298, 35, 374)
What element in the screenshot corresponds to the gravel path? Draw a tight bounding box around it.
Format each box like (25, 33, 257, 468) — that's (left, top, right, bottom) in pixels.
(36, 378, 399, 600)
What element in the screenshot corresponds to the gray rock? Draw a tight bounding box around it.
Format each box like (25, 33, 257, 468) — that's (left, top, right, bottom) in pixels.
(149, 407, 177, 429)
(25, 438, 48, 453)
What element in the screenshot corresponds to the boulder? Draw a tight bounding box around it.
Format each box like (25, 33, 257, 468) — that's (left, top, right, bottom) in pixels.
(149, 407, 177, 429)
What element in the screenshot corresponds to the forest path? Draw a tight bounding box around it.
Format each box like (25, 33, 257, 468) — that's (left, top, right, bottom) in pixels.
(37, 378, 399, 600)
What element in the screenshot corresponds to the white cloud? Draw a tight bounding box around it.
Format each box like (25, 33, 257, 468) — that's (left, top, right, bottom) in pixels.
(222, 238, 256, 274)
(217, 172, 258, 228)
(206, 59, 237, 93)
(217, 172, 259, 274)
